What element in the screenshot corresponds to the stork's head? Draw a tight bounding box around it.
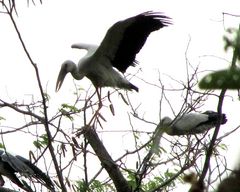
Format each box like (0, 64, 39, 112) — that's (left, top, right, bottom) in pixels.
(161, 117, 172, 126)
(56, 60, 84, 92)
(160, 117, 173, 134)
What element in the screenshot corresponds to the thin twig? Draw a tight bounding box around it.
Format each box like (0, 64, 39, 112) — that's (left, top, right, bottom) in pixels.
(5, 8, 66, 192)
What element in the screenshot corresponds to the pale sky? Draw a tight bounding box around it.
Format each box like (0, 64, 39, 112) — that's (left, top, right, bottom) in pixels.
(1, 0, 240, 191)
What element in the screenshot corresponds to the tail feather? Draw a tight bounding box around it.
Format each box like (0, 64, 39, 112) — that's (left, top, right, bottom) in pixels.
(129, 83, 139, 92)
(118, 80, 138, 92)
(203, 111, 227, 125)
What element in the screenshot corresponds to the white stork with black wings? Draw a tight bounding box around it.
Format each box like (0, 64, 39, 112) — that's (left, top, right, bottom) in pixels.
(151, 111, 227, 154)
(161, 111, 227, 136)
(56, 11, 171, 92)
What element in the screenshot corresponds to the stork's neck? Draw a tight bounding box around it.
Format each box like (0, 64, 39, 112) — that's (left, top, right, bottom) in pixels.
(71, 68, 83, 80)
(67, 61, 84, 80)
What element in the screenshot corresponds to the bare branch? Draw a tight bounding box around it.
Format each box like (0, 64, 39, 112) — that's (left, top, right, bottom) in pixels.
(82, 125, 132, 192)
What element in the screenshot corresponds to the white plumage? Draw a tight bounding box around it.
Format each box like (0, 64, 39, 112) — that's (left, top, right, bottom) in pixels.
(56, 11, 171, 92)
(161, 111, 227, 135)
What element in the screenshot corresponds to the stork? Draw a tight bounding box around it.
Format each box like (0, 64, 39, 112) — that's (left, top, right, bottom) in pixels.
(56, 11, 171, 95)
(161, 111, 227, 136)
(151, 111, 227, 154)
(0, 149, 55, 192)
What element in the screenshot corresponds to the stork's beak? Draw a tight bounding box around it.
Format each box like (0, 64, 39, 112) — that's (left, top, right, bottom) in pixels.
(56, 66, 67, 92)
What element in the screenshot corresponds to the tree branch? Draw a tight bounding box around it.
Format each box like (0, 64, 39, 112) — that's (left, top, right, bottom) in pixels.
(82, 126, 132, 192)
(198, 89, 226, 184)
(195, 24, 240, 191)
(4, 6, 66, 192)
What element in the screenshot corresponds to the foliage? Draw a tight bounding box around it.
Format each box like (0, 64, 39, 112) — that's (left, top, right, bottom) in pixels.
(76, 179, 114, 192)
(223, 27, 240, 61)
(33, 134, 49, 149)
(199, 25, 240, 89)
(199, 68, 240, 89)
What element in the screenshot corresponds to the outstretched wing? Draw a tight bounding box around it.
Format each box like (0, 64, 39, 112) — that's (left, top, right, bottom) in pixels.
(94, 11, 172, 73)
(71, 43, 99, 58)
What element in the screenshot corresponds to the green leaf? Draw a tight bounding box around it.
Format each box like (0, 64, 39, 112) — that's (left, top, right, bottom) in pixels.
(219, 143, 228, 151)
(142, 176, 165, 190)
(223, 26, 240, 62)
(0, 143, 5, 149)
(0, 116, 5, 121)
(33, 140, 43, 149)
(125, 170, 137, 189)
(75, 180, 88, 192)
(44, 92, 51, 102)
(60, 103, 81, 121)
(75, 179, 111, 192)
(33, 134, 49, 149)
(90, 180, 104, 191)
(0, 116, 6, 125)
(199, 68, 240, 89)
(61, 103, 79, 112)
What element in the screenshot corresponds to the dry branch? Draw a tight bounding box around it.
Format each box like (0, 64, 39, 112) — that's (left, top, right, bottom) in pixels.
(82, 126, 132, 192)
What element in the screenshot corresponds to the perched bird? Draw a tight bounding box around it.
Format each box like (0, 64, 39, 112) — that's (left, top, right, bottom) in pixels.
(160, 111, 227, 136)
(0, 149, 55, 192)
(56, 11, 171, 93)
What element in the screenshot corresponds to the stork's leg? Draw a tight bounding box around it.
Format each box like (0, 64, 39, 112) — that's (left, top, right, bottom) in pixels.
(84, 87, 102, 107)
(96, 88, 102, 108)
(88, 88, 103, 125)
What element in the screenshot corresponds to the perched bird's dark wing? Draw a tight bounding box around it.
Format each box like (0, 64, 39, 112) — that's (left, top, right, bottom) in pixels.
(0, 149, 55, 192)
(94, 11, 172, 73)
(16, 155, 55, 191)
(0, 158, 26, 189)
(0, 150, 32, 191)
(199, 111, 227, 127)
(1, 153, 34, 175)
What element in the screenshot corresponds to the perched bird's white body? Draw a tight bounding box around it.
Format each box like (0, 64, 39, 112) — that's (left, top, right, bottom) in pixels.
(161, 111, 227, 135)
(56, 11, 171, 92)
(151, 111, 227, 154)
